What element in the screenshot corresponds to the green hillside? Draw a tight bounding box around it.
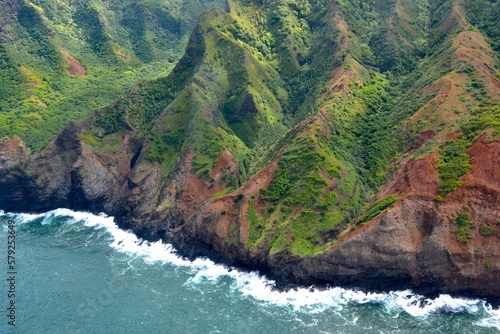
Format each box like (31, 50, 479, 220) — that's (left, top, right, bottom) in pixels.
(1, 0, 499, 258)
(74, 0, 500, 256)
(0, 0, 226, 152)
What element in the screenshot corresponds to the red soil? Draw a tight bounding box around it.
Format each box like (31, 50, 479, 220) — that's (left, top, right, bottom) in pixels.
(444, 131, 460, 141)
(63, 52, 86, 76)
(437, 81, 452, 102)
(235, 158, 280, 242)
(211, 148, 239, 182)
(407, 131, 435, 152)
(456, 51, 470, 60)
(490, 76, 500, 89)
(463, 136, 500, 193)
(378, 153, 440, 200)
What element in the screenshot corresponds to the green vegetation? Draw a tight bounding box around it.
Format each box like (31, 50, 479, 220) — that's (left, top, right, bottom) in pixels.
(435, 96, 500, 197)
(2, 0, 500, 259)
(163, 199, 172, 208)
(247, 200, 263, 246)
(437, 139, 471, 197)
(148, 0, 500, 255)
(479, 224, 500, 237)
(0, 0, 226, 151)
(454, 213, 476, 243)
(266, 145, 330, 207)
(357, 195, 399, 225)
(464, 0, 500, 55)
(211, 188, 234, 199)
(461, 101, 500, 139)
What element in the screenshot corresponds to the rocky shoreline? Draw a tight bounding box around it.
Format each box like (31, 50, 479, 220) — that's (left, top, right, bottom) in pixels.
(0, 116, 499, 308)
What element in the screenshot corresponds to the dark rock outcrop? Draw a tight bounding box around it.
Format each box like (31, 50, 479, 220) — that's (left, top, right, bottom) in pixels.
(2, 115, 499, 306)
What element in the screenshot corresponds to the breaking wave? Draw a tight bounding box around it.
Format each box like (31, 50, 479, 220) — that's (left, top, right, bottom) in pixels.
(2, 208, 499, 330)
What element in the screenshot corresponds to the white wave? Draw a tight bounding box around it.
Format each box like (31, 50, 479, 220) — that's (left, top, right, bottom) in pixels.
(2, 208, 499, 329)
(0, 208, 99, 225)
(479, 304, 500, 330)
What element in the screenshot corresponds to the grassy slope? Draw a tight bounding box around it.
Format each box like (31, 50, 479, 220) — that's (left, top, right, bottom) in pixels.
(0, 0, 226, 152)
(83, 0, 499, 257)
(84, 6, 290, 181)
(225, 0, 500, 256)
(2, 0, 499, 256)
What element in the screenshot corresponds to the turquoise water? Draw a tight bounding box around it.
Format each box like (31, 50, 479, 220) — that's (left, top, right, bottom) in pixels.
(0, 209, 498, 333)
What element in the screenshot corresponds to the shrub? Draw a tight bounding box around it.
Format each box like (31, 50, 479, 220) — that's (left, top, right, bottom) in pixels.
(357, 195, 399, 225)
(437, 139, 471, 197)
(454, 213, 475, 243)
(479, 224, 500, 236)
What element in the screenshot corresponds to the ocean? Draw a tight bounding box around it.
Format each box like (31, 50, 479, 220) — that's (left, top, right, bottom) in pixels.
(0, 209, 498, 333)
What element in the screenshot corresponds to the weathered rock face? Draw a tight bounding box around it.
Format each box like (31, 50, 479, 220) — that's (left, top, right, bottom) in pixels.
(164, 136, 500, 306)
(0, 0, 499, 308)
(0, 138, 27, 169)
(173, 177, 500, 304)
(0, 114, 156, 222)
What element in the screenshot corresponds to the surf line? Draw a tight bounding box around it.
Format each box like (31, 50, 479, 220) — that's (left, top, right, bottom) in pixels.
(4, 208, 500, 330)
(6, 219, 17, 326)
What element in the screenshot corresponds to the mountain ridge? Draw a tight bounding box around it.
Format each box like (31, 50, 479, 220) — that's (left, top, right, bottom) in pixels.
(0, 0, 499, 304)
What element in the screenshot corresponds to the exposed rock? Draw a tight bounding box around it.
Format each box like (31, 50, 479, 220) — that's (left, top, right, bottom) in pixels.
(61, 50, 86, 76)
(0, 0, 499, 308)
(0, 138, 28, 169)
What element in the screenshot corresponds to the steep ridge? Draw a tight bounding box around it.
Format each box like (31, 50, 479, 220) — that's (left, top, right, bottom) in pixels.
(173, 1, 500, 303)
(0, 0, 226, 154)
(0, 0, 499, 303)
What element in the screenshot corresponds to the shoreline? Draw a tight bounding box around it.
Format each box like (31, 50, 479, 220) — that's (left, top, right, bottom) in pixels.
(2, 205, 500, 309)
(119, 211, 500, 309)
(3, 207, 499, 333)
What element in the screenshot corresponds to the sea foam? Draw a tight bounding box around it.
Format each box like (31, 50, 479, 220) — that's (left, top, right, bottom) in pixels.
(2, 209, 499, 329)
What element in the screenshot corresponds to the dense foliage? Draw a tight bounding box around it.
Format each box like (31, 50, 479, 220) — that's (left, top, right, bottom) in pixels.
(0, 0, 225, 151)
(1, 0, 500, 256)
(437, 139, 471, 197)
(454, 213, 475, 243)
(464, 0, 500, 55)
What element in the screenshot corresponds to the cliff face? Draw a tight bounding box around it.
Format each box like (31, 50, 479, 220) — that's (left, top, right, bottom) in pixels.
(0, 0, 500, 303)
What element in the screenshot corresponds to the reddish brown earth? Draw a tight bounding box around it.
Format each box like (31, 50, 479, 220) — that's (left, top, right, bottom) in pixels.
(456, 51, 470, 60)
(236, 158, 279, 242)
(378, 153, 439, 200)
(62, 51, 86, 76)
(156, 149, 238, 220)
(491, 76, 500, 89)
(169, 128, 499, 302)
(350, 134, 500, 299)
(235, 158, 278, 196)
(0, 138, 28, 168)
(444, 132, 460, 141)
(450, 136, 500, 200)
(0, 93, 498, 305)
(437, 81, 452, 102)
(0, 0, 499, 304)
(211, 148, 239, 183)
(406, 130, 435, 152)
